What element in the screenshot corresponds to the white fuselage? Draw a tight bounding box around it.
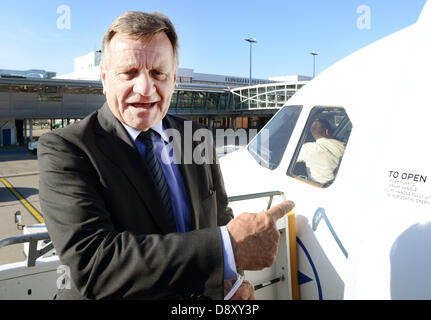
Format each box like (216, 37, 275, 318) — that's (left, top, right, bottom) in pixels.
(220, 1, 431, 300)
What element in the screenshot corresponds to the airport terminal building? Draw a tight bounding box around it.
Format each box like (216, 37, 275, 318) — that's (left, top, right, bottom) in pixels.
(0, 51, 311, 147)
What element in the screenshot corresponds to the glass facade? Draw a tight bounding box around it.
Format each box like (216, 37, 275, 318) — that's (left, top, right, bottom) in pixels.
(231, 83, 307, 110)
(207, 92, 219, 109)
(192, 92, 206, 108)
(1, 80, 236, 114)
(177, 91, 193, 109)
(0, 80, 306, 113)
(167, 90, 232, 112)
(39, 86, 62, 102)
(218, 93, 229, 111)
(1, 79, 304, 129)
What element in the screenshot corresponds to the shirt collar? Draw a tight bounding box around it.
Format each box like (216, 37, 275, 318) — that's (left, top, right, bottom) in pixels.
(121, 120, 170, 144)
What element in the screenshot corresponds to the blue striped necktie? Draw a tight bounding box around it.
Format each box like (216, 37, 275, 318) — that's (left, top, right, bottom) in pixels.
(138, 130, 175, 228)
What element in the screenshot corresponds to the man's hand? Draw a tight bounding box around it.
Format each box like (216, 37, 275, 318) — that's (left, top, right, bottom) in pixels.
(224, 279, 255, 300)
(226, 200, 295, 270)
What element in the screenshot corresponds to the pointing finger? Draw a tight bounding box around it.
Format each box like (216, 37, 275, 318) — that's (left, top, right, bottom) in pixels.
(266, 200, 295, 221)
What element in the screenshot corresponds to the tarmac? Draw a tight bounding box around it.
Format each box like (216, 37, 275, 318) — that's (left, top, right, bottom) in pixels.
(0, 145, 41, 265)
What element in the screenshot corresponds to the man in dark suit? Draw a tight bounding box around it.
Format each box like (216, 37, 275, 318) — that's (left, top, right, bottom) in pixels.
(38, 11, 294, 300)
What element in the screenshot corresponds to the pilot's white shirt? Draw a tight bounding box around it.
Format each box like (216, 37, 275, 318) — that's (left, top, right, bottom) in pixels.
(297, 137, 345, 185)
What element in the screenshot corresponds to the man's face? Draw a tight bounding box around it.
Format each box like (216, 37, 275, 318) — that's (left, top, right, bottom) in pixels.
(101, 32, 177, 131)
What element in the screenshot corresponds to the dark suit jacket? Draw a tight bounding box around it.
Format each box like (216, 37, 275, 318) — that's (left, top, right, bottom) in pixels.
(38, 103, 234, 300)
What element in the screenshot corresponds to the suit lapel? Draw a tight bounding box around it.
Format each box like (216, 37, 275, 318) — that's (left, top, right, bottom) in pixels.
(94, 103, 176, 234)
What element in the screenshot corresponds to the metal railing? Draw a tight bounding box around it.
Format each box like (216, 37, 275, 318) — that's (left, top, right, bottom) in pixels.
(228, 190, 286, 211)
(228, 190, 288, 292)
(0, 232, 53, 267)
(1, 191, 287, 270)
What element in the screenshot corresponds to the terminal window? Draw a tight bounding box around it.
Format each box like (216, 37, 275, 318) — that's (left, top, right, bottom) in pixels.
(39, 86, 62, 102)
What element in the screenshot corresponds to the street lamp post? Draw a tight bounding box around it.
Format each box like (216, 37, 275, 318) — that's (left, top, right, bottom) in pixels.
(245, 38, 257, 86)
(310, 51, 319, 78)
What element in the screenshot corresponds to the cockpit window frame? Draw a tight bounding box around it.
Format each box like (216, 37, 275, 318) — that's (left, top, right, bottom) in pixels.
(287, 106, 352, 188)
(247, 105, 303, 171)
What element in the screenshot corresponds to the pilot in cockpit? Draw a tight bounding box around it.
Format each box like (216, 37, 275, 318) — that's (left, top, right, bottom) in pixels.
(296, 119, 345, 186)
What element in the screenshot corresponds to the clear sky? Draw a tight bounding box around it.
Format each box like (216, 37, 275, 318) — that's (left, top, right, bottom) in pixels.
(0, 0, 427, 79)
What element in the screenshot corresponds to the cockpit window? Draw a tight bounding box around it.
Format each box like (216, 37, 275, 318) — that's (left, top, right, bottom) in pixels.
(247, 105, 302, 170)
(287, 106, 352, 188)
